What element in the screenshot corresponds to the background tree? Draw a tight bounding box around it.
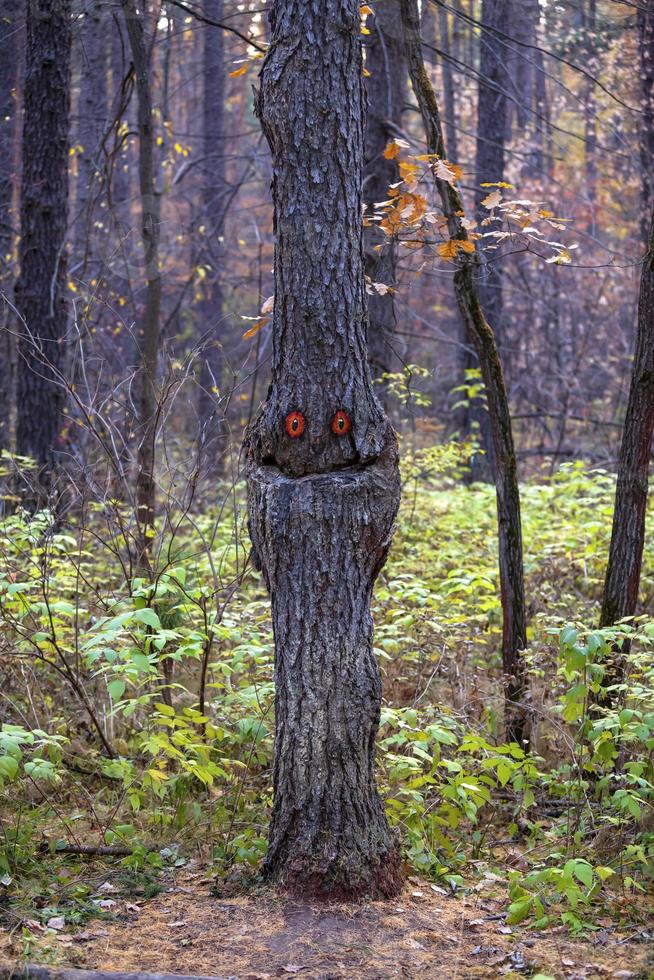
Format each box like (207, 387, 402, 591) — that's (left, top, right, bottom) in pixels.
(14, 0, 72, 496)
(599, 0, 654, 666)
(197, 0, 228, 469)
(72, 0, 109, 282)
(245, 0, 404, 897)
(363, 0, 405, 395)
(401, 0, 529, 745)
(121, 0, 161, 568)
(0, 0, 21, 456)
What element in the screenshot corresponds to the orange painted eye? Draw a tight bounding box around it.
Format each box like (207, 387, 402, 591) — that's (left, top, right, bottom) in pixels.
(285, 411, 305, 438)
(331, 410, 351, 436)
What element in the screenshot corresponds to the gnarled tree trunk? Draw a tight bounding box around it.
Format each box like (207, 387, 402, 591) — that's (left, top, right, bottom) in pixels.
(245, 0, 404, 899)
(15, 0, 71, 499)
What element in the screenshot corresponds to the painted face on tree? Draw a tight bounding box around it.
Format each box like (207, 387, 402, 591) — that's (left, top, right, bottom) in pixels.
(285, 412, 305, 438)
(331, 410, 351, 436)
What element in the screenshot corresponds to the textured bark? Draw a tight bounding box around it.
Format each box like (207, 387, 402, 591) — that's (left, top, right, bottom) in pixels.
(198, 0, 228, 468)
(599, 201, 654, 647)
(0, 0, 21, 455)
(639, 0, 654, 245)
(246, 0, 403, 898)
(401, 0, 528, 746)
(15, 0, 71, 493)
(73, 0, 109, 280)
(121, 0, 161, 568)
(363, 0, 405, 389)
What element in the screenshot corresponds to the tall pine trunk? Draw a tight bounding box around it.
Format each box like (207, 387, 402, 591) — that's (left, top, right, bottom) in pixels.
(0, 0, 21, 456)
(197, 0, 227, 471)
(465, 0, 510, 480)
(121, 0, 161, 570)
(363, 0, 405, 392)
(599, 2, 654, 675)
(245, 0, 404, 899)
(15, 0, 71, 499)
(73, 0, 109, 283)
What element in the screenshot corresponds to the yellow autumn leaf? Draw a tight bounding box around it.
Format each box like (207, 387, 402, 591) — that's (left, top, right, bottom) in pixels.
(437, 240, 460, 261)
(360, 4, 373, 14)
(458, 240, 476, 254)
(229, 65, 249, 78)
(383, 140, 401, 160)
(243, 316, 270, 340)
(363, 67, 371, 77)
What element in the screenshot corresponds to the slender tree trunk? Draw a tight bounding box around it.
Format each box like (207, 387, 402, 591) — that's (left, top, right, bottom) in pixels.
(245, 0, 404, 899)
(437, 2, 458, 162)
(363, 0, 405, 393)
(599, 16, 654, 675)
(197, 0, 228, 470)
(73, 0, 109, 282)
(599, 278, 654, 618)
(15, 0, 72, 500)
(474, 0, 509, 352)
(458, 0, 511, 481)
(0, 0, 21, 456)
(582, 0, 597, 215)
(401, 0, 529, 746)
(639, 0, 654, 246)
(121, 0, 161, 570)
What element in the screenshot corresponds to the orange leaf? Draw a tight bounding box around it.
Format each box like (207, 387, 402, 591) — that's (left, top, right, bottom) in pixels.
(383, 140, 401, 160)
(437, 240, 461, 261)
(242, 316, 270, 340)
(229, 65, 249, 78)
(458, 240, 476, 254)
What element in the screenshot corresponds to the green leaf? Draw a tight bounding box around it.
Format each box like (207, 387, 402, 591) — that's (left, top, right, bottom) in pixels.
(107, 679, 126, 701)
(0, 756, 19, 781)
(572, 860, 593, 889)
(135, 608, 161, 629)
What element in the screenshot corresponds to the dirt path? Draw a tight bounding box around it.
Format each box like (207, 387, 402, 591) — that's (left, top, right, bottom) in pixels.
(1, 873, 651, 979)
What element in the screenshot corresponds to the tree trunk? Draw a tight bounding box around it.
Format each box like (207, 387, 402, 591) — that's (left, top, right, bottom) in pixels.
(474, 0, 509, 339)
(437, 1, 458, 162)
(401, 0, 529, 746)
(73, 0, 109, 282)
(639, 0, 654, 246)
(582, 0, 597, 215)
(0, 0, 21, 456)
(245, 0, 404, 899)
(599, 209, 654, 652)
(363, 0, 405, 393)
(15, 0, 72, 499)
(197, 0, 228, 471)
(121, 0, 161, 570)
(467, 0, 510, 481)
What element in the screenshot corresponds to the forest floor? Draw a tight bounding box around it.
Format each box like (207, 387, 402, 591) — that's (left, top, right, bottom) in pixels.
(1, 865, 652, 980)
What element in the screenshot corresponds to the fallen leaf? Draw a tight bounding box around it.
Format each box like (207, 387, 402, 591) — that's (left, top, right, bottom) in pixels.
(47, 916, 66, 931)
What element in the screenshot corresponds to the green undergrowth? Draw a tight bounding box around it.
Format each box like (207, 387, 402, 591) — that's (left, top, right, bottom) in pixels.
(0, 450, 653, 937)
